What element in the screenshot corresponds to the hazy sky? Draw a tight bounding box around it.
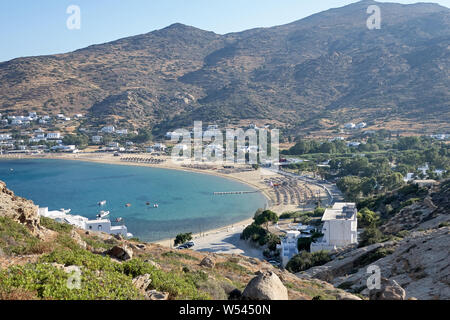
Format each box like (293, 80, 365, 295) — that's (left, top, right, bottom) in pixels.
(0, 0, 449, 62)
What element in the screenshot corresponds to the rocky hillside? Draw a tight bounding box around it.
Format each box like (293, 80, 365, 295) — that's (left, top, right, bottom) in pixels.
(1, 0, 449, 135)
(0, 181, 358, 300)
(298, 180, 450, 300)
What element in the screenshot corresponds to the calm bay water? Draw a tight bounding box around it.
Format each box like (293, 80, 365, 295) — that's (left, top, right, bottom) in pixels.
(0, 159, 267, 242)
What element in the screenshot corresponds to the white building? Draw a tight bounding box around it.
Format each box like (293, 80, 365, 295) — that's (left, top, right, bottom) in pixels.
(311, 203, 358, 253)
(47, 132, 61, 139)
(92, 135, 103, 143)
(277, 230, 301, 267)
(344, 123, 356, 129)
(165, 131, 182, 140)
(152, 143, 166, 151)
(347, 141, 361, 147)
(116, 129, 128, 135)
(38, 207, 131, 238)
(356, 122, 367, 129)
(51, 145, 77, 153)
(101, 126, 115, 133)
(0, 134, 12, 141)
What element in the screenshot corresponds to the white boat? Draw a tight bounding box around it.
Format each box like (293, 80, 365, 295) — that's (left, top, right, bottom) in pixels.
(97, 210, 110, 219)
(60, 208, 71, 214)
(98, 200, 107, 206)
(115, 217, 123, 223)
(153, 204, 159, 208)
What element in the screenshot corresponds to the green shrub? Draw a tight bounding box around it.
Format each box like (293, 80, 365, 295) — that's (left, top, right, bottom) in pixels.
(241, 223, 268, 245)
(0, 217, 41, 255)
(0, 263, 141, 300)
(286, 250, 331, 273)
(313, 207, 325, 217)
(254, 210, 278, 229)
(40, 217, 73, 233)
(174, 232, 193, 246)
(357, 208, 380, 228)
(39, 248, 117, 272)
(358, 227, 385, 247)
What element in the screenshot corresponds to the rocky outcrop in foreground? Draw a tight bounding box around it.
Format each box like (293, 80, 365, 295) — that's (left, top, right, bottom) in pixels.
(300, 227, 449, 300)
(242, 271, 289, 300)
(0, 181, 40, 234)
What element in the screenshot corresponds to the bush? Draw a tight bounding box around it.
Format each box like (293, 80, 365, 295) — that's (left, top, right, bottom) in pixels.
(286, 250, 330, 273)
(0, 217, 42, 256)
(40, 217, 73, 233)
(241, 223, 267, 245)
(254, 210, 278, 229)
(0, 263, 141, 300)
(358, 227, 384, 247)
(279, 212, 301, 219)
(297, 237, 312, 251)
(264, 233, 281, 251)
(313, 207, 325, 217)
(174, 232, 193, 246)
(357, 208, 380, 228)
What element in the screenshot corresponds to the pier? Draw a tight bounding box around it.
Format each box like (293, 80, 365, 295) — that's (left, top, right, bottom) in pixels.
(213, 190, 261, 195)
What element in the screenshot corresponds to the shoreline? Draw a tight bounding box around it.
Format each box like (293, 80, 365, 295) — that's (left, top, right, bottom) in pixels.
(0, 153, 279, 246)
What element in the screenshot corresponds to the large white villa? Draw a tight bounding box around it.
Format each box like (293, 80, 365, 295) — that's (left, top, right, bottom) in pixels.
(278, 230, 301, 267)
(310, 202, 358, 252)
(38, 207, 132, 238)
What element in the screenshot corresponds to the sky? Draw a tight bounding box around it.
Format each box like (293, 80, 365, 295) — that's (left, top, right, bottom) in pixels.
(0, 0, 449, 62)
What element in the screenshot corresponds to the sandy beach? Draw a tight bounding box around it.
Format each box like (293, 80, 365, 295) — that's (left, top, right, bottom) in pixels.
(0, 152, 328, 256)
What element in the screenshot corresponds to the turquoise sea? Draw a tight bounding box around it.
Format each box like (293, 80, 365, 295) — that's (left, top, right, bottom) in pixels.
(0, 159, 267, 242)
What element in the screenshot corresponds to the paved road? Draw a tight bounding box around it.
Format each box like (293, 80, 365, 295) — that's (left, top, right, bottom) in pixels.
(193, 224, 264, 260)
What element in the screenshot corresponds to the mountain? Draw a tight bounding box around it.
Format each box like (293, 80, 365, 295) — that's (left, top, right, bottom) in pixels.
(0, 0, 449, 136)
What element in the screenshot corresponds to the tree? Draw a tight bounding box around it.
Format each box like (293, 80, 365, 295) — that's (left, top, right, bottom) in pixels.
(361, 177, 377, 196)
(131, 128, 153, 144)
(254, 210, 278, 230)
(336, 176, 362, 201)
(285, 250, 331, 273)
(357, 207, 380, 228)
(264, 233, 281, 251)
(174, 232, 193, 246)
(62, 134, 89, 148)
(358, 227, 383, 247)
(288, 140, 311, 155)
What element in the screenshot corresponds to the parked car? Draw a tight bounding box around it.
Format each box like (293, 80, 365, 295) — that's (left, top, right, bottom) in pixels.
(185, 241, 195, 248)
(268, 260, 281, 267)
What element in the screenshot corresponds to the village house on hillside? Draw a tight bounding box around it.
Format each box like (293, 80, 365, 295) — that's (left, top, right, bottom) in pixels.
(310, 203, 358, 252)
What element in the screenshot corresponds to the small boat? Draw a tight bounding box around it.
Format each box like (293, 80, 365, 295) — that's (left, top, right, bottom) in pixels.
(125, 203, 132, 207)
(115, 217, 123, 222)
(153, 204, 159, 208)
(60, 208, 71, 214)
(146, 202, 151, 206)
(98, 200, 107, 206)
(99, 210, 110, 218)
